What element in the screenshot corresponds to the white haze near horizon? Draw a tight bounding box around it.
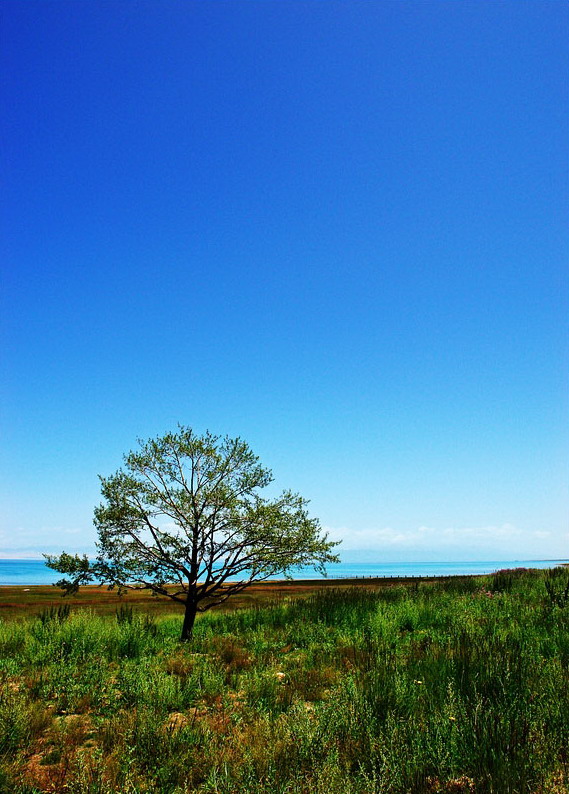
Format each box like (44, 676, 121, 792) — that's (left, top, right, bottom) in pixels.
(1, 522, 567, 562)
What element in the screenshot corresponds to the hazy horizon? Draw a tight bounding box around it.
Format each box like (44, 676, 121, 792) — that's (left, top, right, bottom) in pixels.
(1, 555, 567, 566)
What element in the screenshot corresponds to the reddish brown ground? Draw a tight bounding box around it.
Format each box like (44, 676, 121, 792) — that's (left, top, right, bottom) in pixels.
(0, 576, 450, 620)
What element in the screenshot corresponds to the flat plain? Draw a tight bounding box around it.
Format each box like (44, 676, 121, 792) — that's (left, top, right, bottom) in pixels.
(1, 568, 568, 793)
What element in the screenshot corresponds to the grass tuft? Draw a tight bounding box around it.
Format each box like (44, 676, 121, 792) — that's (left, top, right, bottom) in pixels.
(0, 568, 568, 792)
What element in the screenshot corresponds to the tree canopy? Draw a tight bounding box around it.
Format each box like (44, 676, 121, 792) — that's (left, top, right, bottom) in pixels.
(46, 427, 340, 639)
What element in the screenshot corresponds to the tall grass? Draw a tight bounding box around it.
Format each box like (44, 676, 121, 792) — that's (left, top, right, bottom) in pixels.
(0, 568, 568, 793)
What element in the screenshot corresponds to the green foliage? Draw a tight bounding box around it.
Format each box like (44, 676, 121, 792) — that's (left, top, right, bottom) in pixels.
(115, 604, 134, 624)
(544, 565, 569, 609)
(37, 603, 71, 625)
(1, 569, 568, 792)
(45, 427, 339, 639)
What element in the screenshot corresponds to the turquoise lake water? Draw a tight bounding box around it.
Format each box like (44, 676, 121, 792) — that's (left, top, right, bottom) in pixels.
(0, 558, 566, 586)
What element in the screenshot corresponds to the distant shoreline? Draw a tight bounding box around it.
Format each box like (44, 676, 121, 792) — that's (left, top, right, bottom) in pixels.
(1, 565, 567, 620)
(1, 557, 568, 588)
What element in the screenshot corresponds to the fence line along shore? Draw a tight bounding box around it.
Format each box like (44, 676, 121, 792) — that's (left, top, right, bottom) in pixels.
(0, 568, 558, 620)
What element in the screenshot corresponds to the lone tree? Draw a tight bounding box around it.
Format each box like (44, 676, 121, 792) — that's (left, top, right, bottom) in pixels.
(46, 427, 339, 640)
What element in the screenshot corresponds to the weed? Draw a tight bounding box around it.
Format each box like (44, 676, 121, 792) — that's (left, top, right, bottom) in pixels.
(0, 569, 568, 793)
(115, 605, 134, 624)
(37, 603, 70, 625)
(544, 567, 569, 609)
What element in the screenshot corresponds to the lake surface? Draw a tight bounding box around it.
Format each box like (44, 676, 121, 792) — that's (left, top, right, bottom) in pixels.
(0, 558, 567, 586)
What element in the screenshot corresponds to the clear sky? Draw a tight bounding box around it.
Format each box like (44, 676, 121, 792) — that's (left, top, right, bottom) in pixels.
(1, 1, 567, 562)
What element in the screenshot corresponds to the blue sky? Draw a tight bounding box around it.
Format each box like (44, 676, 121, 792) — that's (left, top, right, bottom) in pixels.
(1, 1, 567, 562)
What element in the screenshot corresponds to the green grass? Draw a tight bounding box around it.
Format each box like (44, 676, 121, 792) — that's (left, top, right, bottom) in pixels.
(0, 568, 568, 793)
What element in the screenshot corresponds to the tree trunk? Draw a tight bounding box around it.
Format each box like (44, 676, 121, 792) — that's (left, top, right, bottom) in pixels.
(181, 598, 197, 642)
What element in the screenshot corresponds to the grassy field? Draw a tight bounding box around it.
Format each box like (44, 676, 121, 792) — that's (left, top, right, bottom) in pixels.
(0, 568, 568, 793)
(0, 576, 464, 620)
